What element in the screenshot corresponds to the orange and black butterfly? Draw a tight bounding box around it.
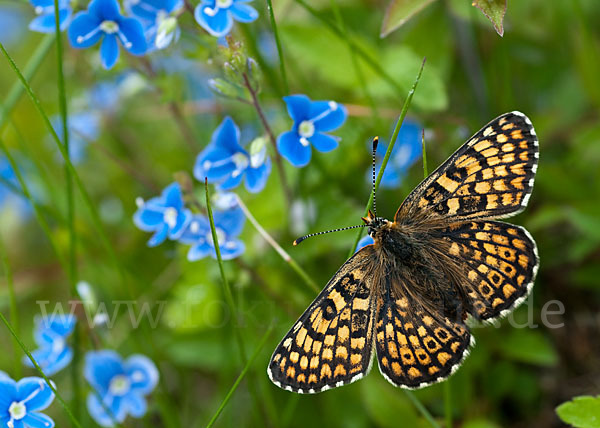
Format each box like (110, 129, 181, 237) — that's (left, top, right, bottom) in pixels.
(268, 112, 539, 393)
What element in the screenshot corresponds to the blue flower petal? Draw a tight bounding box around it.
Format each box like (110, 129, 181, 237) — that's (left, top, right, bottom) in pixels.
(0, 379, 17, 409)
(355, 235, 374, 252)
(84, 350, 124, 395)
(244, 157, 271, 193)
(133, 205, 165, 231)
(148, 224, 169, 247)
(213, 117, 244, 154)
(309, 132, 338, 153)
(194, 146, 237, 182)
(29, 8, 72, 33)
(218, 170, 244, 190)
(118, 17, 147, 55)
(178, 216, 210, 244)
(162, 182, 184, 210)
(187, 242, 212, 261)
(229, 3, 258, 22)
(22, 412, 55, 428)
(214, 208, 245, 237)
(26, 345, 73, 376)
(100, 34, 120, 69)
(124, 354, 159, 395)
(89, 0, 121, 20)
(219, 238, 245, 260)
(195, 3, 233, 37)
(124, 393, 147, 418)
(283, 95, 310, 123)
(310, 101, 347, 132)
(16, 377, 55, 411)
(86, 394, 120, 427)
(277, 130, 311, 167)
(168, 208, 191, 239)
(68, 12, 102, 48)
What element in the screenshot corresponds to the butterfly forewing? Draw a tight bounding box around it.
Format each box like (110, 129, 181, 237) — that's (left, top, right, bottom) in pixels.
(396, 111, 539, 223)
(439, 220, 539, 320)
(268, 247, 377, 393)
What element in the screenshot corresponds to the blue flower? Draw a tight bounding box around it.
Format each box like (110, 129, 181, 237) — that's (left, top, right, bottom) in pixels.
(0, 376, 56, 428)
(126, 0, 183, 50)
(355, 234, 374, 252)
(194, 0, 258, 37)
(194, 117, 271, 193)
(23, 314, 76, 376)
(277, 94, 347, 167)
(133, 182, 192, 247)
(29, 0, 72, 33)
(86, 72, 149, 113)
(178, 193, 245, 261)
(68, 0, 147, 70)
(50, 112, 101, 164)
(370, 119, 422, 189)
(85, 350, 158, 427)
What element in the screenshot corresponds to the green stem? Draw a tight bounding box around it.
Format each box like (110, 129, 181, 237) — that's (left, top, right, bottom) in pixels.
(0, 35, 55, 132)
(0, 312, 83, 428)
(205, 322, 275, 428)
(349, 59, 426, 256)
(404, 391, 442, 428)
(444, 380, 452, 428)
(265, 0, 289, 94)
(0, 233, 20, 378)
(52, 0, 81, 418)
(235, 196, 320, 293)
(204, 181, 271, 427)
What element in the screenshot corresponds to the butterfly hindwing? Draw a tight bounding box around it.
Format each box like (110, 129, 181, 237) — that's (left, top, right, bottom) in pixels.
(375, 286, 473, 389)
(396, 111, 539, 223)
(440, 220, 539, 321)
(268, 246, 377, 393)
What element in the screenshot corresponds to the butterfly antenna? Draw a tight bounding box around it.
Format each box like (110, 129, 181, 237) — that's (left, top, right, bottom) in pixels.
(293, 224, 368, 246)
(371, 136, 379, 218)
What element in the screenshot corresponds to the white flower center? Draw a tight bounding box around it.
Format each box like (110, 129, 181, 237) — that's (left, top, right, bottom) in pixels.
(9, 402, 26, 421)
(190, 220, 200, 234)
(100, 20, 119, 34)
(298, 120, 315, 139)
(109, 375, 130, 396)
(131, 370, 145, 383)
(52, 337, 66, 354)
(163, 207, 178, 228)
(216, 0, 233, 8)
(207, 227, 227, 248)
(231, 152, 249, 178)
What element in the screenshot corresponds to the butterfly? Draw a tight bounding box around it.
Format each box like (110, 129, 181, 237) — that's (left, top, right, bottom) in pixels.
(267, 111, 539, 393)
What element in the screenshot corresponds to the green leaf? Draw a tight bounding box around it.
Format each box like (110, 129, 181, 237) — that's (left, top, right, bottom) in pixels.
(556, 396, 600, 428)
(380, 0, 438, 38)
(496, 329, 559, 367)
(472, 0, 507, 36)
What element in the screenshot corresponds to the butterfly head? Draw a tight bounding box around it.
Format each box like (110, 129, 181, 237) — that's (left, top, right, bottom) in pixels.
(361, 209, 389, 239)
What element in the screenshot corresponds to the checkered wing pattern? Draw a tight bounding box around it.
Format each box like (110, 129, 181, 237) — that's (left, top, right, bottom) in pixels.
(375, 286, 473, 389)
(439, 220, 539, 320)
(268, 247, 377, 393)
(396, 112, 539, 223)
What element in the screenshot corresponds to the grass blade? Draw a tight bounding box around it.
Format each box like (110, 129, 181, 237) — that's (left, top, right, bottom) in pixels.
(266, 0, 289, 94)
(349, 58, 426, 256)
(205, 322, 275, 428)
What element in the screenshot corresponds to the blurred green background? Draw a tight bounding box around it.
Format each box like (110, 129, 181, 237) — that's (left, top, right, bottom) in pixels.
(1, 0, 599, 427)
